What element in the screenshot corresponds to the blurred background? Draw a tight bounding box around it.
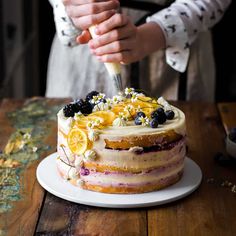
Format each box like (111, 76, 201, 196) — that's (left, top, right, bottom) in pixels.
(0, 0, 235, 101)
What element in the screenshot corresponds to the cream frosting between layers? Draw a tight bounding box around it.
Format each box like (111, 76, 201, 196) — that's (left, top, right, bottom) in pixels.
(89, 140, 186, 170)
(56, 154, 184, 187)
(57, 135, 186, 171)
(80, 165, 184, 187)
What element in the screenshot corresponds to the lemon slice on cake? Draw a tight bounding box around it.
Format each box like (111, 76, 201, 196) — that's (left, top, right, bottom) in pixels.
(75, 115, 104, 129)
(88, 111, 116, 126)
(67, 128, 88, 155)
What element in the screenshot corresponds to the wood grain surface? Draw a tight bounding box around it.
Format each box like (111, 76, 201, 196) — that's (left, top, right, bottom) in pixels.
(148, 102, 236, 236)
(0, 98, 68, 236)
(36, 192, 147, 236)
(1, 99, 236, 236)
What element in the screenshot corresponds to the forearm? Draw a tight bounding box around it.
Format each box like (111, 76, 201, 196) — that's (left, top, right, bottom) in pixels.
(137, 22, 166, 59)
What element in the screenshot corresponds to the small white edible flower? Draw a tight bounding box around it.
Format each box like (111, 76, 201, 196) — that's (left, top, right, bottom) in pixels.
(112, 95, 124, 104)
(117, 112, 127, 120)
(87, 119, 101, 129)
(32, 146, 38, 153)
(98, 93, 106, 99)
(125, 87, 135, 96)
(84, 150, 97, 161)
(87, 121, 94, 129)
(112, 117, 127, 127)
(131, 93, 138, 102)
(139, 116, 150, 126)
(68, 168, 79, 179)
(135, 106, 142, 113)
(88, 129, 100, 141)
(124, 104, 134, 113)
(124, 104, 134, 118)
(91, 93, 105, 104)
(93, 102, 109, 111)
(91, 96, 99, 104)
(92, 104, 99, 112)
(106, 98, 113, 109)
(98, 102, 109, 111)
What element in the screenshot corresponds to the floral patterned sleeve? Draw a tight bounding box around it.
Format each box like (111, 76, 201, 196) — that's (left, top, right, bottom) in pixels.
(49, 0, 81, 47)
(147, 0, 231, 72)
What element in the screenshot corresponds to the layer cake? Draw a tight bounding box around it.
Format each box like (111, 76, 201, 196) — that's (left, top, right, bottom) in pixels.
(56, 89, 186, 193)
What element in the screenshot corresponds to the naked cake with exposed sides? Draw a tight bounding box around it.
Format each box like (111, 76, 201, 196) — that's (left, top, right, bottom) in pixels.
(56, 88, 186, 193)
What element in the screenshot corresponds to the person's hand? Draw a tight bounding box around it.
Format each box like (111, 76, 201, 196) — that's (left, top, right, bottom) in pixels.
(62, 0, 119, 30)
(87, 13, 166, 64)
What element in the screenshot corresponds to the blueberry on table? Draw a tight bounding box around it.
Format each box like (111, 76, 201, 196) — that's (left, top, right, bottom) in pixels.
(165, 110, 175, 120)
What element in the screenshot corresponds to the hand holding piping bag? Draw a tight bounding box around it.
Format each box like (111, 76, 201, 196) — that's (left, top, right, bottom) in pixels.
(88, 25, 123, 93)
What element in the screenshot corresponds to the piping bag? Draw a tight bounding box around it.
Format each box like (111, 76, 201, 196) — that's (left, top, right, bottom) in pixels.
(89, 25, 123, 93)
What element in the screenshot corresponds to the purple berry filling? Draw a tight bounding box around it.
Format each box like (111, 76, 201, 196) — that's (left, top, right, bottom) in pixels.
(80, 167, 90, 176)
(106, 137, 184, 154)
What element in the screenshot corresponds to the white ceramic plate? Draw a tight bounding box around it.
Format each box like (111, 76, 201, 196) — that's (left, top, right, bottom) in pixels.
(36, 153, 202, 208)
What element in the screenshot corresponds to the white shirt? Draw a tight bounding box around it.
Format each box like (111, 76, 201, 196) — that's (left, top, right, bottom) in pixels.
(147, 0, 231, 72)
(49, 0, 231, 72)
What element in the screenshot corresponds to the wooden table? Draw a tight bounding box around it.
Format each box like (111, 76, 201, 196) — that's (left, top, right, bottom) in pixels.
(0, 98, 236, 236)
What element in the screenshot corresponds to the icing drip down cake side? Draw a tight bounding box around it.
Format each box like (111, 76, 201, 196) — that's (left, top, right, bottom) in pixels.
(56, 88, 186, 194)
